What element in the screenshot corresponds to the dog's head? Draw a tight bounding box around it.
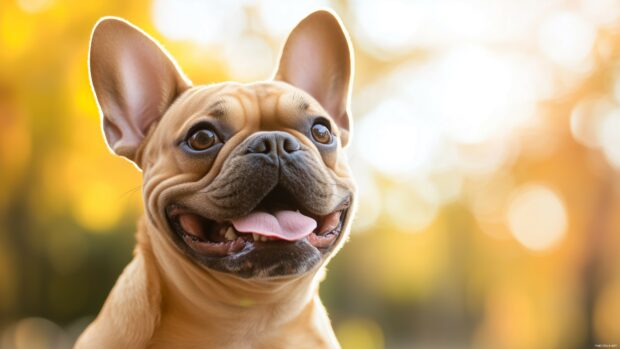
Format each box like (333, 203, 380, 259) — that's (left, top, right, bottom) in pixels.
(89, 10, 355, 278)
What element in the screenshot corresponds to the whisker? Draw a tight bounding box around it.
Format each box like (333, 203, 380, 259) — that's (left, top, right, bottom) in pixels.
(119, 185, 141, 199)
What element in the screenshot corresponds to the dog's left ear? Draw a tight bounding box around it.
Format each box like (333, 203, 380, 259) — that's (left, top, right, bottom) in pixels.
(275, 10, 353, 146)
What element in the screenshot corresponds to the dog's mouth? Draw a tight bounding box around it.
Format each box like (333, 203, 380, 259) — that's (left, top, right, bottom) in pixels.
(165, 187, 350, 259)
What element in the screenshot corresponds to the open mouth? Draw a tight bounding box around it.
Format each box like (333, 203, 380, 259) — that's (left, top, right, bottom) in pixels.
(165, 187, 350, 258)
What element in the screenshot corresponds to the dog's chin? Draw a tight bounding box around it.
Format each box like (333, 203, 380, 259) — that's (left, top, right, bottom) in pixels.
(163, 189, 350, 278)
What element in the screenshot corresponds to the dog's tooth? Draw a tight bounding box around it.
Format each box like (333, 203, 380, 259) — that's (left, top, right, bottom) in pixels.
(261, 236, 268, 242)
(252, 233, 259, 241)
(224, 227, 237, 241)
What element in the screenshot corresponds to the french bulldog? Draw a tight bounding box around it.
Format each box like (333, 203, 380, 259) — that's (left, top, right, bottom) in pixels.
(75, 9, 356, 349)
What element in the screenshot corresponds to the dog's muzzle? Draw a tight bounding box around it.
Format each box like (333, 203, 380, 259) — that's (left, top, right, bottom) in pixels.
(162, 131, 353, 277)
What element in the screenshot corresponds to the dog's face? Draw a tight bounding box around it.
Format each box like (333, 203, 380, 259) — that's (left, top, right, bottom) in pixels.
(89, 11, 355, 278)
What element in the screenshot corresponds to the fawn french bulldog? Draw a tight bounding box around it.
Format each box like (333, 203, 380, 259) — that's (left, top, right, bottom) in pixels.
(75, 9, 356, 349)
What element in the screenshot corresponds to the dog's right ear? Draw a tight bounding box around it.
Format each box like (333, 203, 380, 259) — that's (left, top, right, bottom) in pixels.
(89, 17, 191, 166)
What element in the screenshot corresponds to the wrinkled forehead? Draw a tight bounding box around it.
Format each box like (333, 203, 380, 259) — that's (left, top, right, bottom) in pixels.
(158, 81, 328, 132)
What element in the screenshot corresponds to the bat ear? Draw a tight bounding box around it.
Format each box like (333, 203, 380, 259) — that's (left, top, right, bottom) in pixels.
(274, 10, 354, 146)
(89, 17, 191, 165)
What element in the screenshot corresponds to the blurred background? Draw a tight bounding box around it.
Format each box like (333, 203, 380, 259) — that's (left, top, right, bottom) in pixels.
(1, 0, 620, 348)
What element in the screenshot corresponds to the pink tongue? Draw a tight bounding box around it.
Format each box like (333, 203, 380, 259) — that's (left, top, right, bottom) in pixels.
(231, 210, 317, 241)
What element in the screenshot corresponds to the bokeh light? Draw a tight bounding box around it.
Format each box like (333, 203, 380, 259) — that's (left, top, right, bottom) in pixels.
(506, 184, 567, 251)
(2, 318, 71, 349)
(596, 108, 620, 168)
(439, 47, 541, 143)
(570, 96, 614, 148)
(538, 11, 596, 69)
(356, 98, 440, 175)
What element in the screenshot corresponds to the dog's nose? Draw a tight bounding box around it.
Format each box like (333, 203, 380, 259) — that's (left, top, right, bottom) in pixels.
(246, 131, 301, 156)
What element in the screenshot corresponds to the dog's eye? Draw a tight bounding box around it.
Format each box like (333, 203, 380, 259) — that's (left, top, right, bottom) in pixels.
(187, 129, 219, 151)
(311, 123, 332, 144)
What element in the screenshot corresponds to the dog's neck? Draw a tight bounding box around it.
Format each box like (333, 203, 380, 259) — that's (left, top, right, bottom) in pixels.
(137, 217, 328, 346)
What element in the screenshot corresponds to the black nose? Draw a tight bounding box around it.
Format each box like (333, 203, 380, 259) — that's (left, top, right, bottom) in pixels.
(246, 131, 301, 156)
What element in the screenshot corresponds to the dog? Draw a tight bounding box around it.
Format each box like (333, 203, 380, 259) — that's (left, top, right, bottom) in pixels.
(75, 9, 356, 349)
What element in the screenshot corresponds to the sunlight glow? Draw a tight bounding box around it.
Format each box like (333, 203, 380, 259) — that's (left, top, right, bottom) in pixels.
(152, 0, 246, 44)
(355, 46, 544, 176)
(538, 12, 596, 69)
(352, 0, 422, 53)
(433, 46, 538, 144)
(224, 34, 274, 81)
(351, 0, 550, 54)
(257, 0, 328, 38)
(580, 0, 620, 26)
(507, 184, 567, 251)
(356, 98, 440, 175)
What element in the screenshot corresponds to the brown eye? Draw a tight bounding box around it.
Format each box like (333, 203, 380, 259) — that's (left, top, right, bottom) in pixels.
(187, 129, 218, 151)
(311, 123, 332, 144)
